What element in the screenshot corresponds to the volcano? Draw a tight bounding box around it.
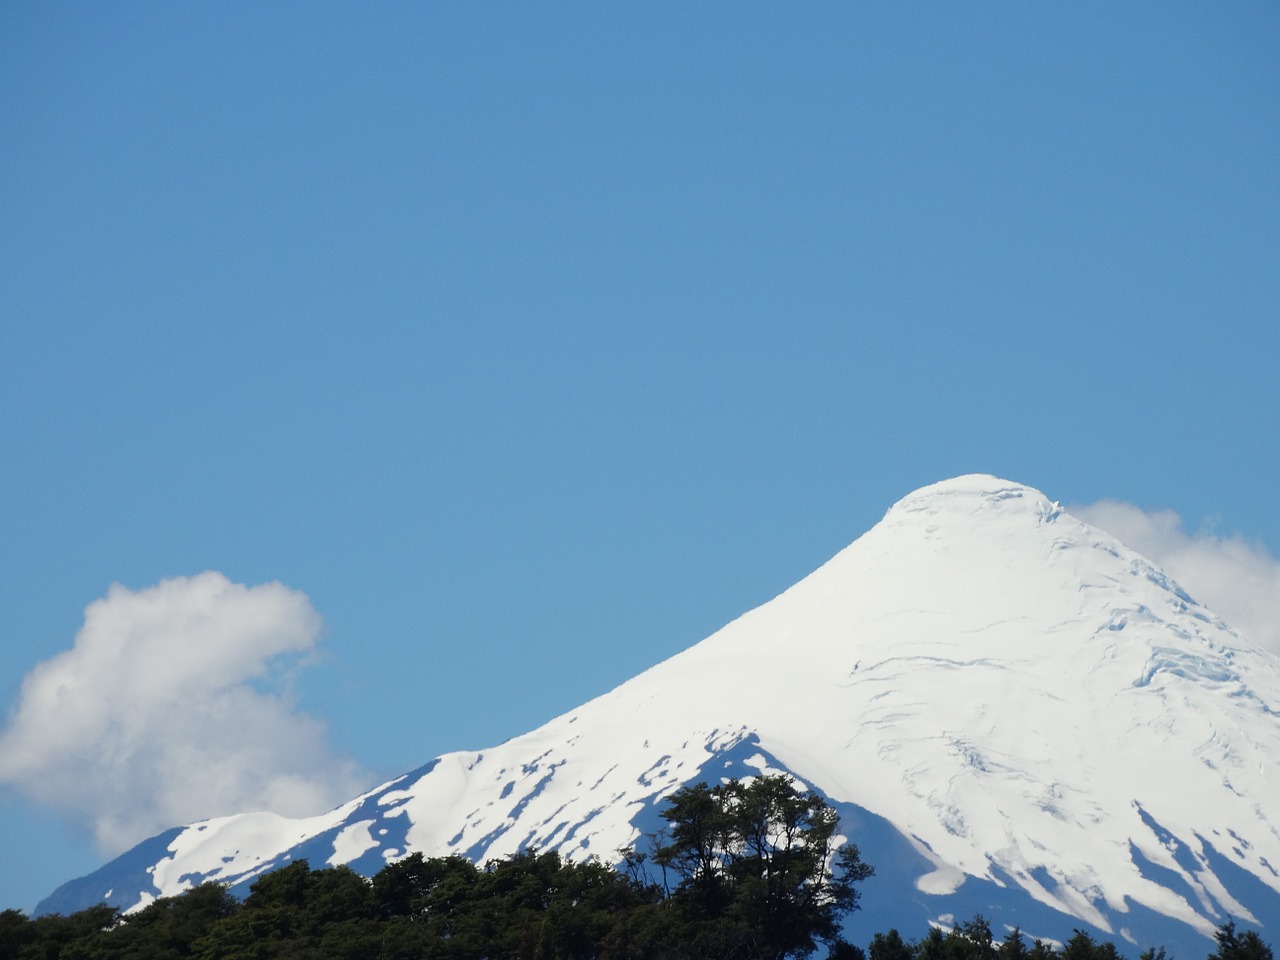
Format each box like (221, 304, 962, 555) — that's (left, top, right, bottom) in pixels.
(39, 476, 1280, 955)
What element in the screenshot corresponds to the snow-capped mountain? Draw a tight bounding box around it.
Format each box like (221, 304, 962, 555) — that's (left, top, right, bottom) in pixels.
(39, 476, 1280, 955)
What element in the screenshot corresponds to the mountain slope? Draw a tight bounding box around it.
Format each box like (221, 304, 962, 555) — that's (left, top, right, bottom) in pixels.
(39, 476, 1280, 953)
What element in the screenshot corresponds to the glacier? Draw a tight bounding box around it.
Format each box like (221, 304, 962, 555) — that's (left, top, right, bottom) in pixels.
(38, 476, 1280, 955)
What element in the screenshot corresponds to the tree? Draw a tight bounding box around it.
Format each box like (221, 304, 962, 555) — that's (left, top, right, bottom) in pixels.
(915, 926, 947, 960)
(1212, 922, 1275, 960)
(638, 774, 873, 960)
(948, 916, 997, 960)
(82, 884, 237, 959)
(1055, 931, 1121, 960)
(0, 910, 34, 960)
(868, 929, 912, 960)
(999, 927, 1030, 960)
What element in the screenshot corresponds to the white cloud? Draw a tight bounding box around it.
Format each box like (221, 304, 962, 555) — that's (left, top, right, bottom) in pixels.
(1072, 500, 1280, 656)
(0, 572, 368, 855)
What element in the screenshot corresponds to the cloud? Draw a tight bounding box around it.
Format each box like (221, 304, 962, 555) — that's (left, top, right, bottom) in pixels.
(1072, 500, 1280, 656)
(0, 572, 368, 855)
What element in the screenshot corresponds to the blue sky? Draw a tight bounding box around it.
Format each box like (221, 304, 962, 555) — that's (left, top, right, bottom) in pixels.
(2, 3, 1278, 912)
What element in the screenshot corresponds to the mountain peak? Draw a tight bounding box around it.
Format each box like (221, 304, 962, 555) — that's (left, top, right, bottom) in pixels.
(896, 472, 1039, 500)
(884, 474, 1062, 527)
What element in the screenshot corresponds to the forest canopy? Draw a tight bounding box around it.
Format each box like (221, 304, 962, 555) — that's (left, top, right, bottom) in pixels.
(0, 776, 1271, 960)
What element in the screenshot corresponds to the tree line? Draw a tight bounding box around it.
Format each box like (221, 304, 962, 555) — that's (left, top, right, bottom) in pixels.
(0, 776, 1272, 960)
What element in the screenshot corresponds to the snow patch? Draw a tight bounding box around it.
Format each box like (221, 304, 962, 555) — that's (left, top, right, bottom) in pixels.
(328, 820, 378, 866)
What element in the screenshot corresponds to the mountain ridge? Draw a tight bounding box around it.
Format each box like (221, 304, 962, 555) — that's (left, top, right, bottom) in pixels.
(38, 475, 1280, 955)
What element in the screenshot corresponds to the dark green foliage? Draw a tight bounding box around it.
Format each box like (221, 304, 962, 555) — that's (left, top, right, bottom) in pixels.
(190, 861, 381, 960)
(1060, 931, 1121, 960)
(1212, 922, 1275, 960)
(68, 883, 236, 959)
(370, 852, 476, 920)
(861, 915, 1280, 960)
(1, 791, 1273, 960)
(914, 926, 947, 960)
(0, 903, 118, 960)
(1, 896, 1275, 960)
(828, 941, 867, 960)
(941, 916, 997, 960)
(1061, 932, 1100, 960)
(869, 929, 913, 960)
(637, 774, 874, 960)
(0, 910, 34, 960)
(998, 928, 1030, 960)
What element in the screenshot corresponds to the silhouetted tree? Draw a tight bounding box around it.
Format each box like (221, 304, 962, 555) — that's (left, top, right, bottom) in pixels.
(1212, 922, 1275, 960)
(868, 928, 913, 960)
(636, 774, 873, 960)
